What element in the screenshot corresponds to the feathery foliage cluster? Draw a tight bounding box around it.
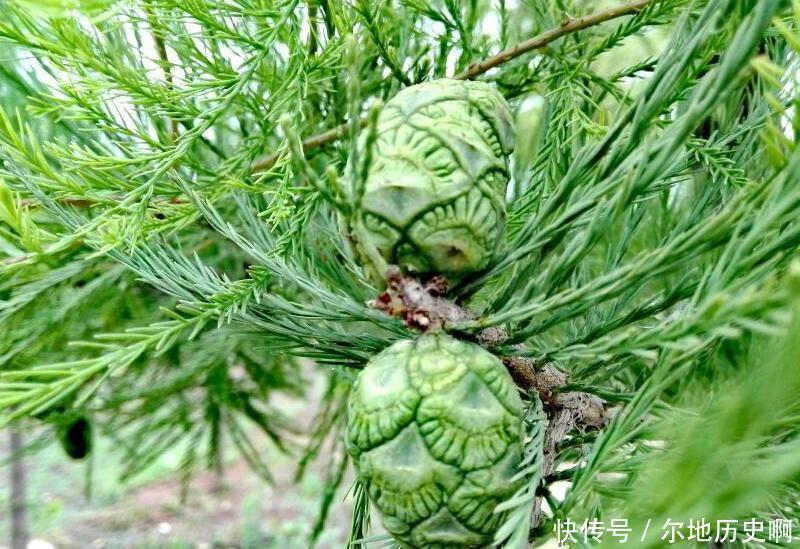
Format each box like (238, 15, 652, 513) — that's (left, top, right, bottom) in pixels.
(2, 0, 800, 546)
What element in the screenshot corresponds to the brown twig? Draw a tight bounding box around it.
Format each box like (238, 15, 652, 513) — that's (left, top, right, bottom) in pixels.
(18, 197, 95, 208)
(252, 118, 365, 174)
(17, 195, 189, 209)
(250, 0, 653, 174)
(308, 2, 319, 57)
(455, 0, 652, 80)
(1, 253, 33, 267)
(144, 1, 179, 143)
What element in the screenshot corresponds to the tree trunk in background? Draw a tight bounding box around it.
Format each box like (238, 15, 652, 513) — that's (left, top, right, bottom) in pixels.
(211, 432, 226, 494)
(9, 426, 29, 549)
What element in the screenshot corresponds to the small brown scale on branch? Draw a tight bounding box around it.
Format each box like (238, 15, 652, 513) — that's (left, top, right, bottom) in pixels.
(369, 266, 476, 332)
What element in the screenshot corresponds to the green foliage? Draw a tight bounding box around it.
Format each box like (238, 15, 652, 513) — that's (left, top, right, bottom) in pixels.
(0, 0, 799, 546)
(621, 293, 800, 547)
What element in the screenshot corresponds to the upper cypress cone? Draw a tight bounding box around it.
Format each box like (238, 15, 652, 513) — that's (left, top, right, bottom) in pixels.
(346, 334, 524, 548)
(359, 79, 515, 280)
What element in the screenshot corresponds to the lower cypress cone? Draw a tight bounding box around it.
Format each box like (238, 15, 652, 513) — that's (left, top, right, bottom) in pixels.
(346, 334, 524, 548)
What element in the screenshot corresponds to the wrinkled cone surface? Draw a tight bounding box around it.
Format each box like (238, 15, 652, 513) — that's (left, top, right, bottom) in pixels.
(359, 79, 516, 280)
(346, 334, 525, 548)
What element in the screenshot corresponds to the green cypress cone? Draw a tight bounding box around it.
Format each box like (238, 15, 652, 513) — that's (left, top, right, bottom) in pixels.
(346, 334, 524, 548)
(359, 79, 515, 280)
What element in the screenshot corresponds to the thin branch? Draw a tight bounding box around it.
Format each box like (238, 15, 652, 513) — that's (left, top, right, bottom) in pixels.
(454, 0, 652, 79)
(18, 197, 94, 208)
(308, 1, 319, 56)
(2, 250, 37, 266)
(252, 119, 360, 173)
(144, 0, 179, 142)
(250, 0, 653, 174)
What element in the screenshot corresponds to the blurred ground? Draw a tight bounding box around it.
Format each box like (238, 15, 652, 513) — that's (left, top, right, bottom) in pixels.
(0, 363, 361, 549)
(0, 431, 352, 549)
(0, 373, 355, 549)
